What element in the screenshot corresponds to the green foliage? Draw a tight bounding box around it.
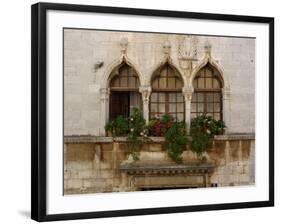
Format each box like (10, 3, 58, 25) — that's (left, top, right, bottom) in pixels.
(164, 121, 188, 163)
(190, 114, 226, 156)
(105, 115, 128, 137)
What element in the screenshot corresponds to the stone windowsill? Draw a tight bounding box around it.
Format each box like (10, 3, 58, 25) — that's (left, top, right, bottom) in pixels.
(64, 133, 255, 143)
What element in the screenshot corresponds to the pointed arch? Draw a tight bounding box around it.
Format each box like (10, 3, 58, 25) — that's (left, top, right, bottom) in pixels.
(100, 55, 144, 89)
(190, 57, 229, 89)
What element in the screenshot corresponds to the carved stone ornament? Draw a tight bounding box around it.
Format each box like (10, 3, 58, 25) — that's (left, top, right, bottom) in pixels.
(204, 39, 212, 57)
(178, 35, 198, 60)
(163, 40, 171, 56)
(139, 86, 152, 103)
(120, 37, 128, 54)
(182, 86, 194, 101)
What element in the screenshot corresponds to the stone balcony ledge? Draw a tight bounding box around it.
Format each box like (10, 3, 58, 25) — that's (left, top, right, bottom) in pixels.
(64, 133, 255, 144)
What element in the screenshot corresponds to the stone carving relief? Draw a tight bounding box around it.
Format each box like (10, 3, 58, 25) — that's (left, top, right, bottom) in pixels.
(139, 86, 152, 103)
(120, 37, 129, 54)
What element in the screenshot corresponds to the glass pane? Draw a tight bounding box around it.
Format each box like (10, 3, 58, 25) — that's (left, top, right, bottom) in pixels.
(177, 93, 184, 102)
(198, 103, 204, 112)
(150, 103, 158, 113)
(152, 79, 159, 88)
(214, 93, 221, 102)
(128, 76, 136, 88)
(197, 93, 204, 102)
(159, 93, 166, 102)
(169, 93, 176, 102)
(167, 77, 176, 88)
(177, 103, 184, 112)
(205, 68, 213, 77)
(150, 93, 157, 102)
(213, 79, 220, 88)
(169, 103, 176, 112)
(120, 77, 127, 87)
(214, 113, 221, 121)
(207, 93, 214, 102)
(193, 79, 198, 88)
(159, 103, 165, 113)
(191, 93, 197, 102)
(176, 78, 183, 88)
(110, 77, 119, 87)
(207, 103, 214, 112)
(191, 103, 197, 112)
(206, 78, 212, 88)
(198, 77, 205, 88)
(214, 103, 221, 112)
(177, 113, 184, 121)
(159, 77, 167, 88)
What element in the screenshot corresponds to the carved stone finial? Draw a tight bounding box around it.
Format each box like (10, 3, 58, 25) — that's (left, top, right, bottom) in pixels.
(120, 37, 128, 54)
(163, 40, 171, 55)
(204, 39, 212, 57)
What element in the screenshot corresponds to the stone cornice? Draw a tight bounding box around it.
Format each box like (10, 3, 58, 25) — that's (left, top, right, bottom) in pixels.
(64, 133, 255, 143)
(120, 163, 215, 175)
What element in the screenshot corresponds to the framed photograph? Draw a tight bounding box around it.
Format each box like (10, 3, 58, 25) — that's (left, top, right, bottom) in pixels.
(31, 2, 274, 222)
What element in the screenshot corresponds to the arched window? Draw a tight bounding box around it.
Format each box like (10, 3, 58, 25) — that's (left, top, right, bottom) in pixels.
(191, 63, 223, 120)
(109, 63, 142, 119)
(150, 63, 185, 121)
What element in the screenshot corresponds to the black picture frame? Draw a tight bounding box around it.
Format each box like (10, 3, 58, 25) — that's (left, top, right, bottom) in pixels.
(31, 2, 274, 222)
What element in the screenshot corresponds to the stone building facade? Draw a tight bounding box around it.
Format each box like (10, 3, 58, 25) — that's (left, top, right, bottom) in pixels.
(63, 29, 255, 194)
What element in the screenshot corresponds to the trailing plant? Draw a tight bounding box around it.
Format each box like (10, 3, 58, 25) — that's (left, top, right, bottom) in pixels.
(150, 114, 188, 163)
(127, 108, 150, 161)
(164, 121, 188, 163)
(190, 114, 226, 157)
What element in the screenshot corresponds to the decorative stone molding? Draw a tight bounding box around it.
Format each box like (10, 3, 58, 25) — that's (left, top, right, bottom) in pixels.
(178, 35, 198, 60)
(204, 39, 212, 58)
(163, 40, 172, 56)
(120, 163, 215, 175)
(120, 37, 128, 54)
(139, 85, 152, 103)
(182, 86, 194, 102)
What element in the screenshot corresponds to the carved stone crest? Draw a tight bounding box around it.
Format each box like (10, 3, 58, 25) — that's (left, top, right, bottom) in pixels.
(178, 35, 198, 60)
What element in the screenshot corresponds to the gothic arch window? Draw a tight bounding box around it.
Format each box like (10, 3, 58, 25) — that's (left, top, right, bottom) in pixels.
(191, 63, 223, 120)
(109, 62, 142, 119)
(150, 63, 185, 121)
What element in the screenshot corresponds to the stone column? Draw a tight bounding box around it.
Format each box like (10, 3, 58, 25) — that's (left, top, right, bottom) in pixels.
(139, 86, 151, 123)
(100, 88, 110, 136)
(223, 87, 231, 133)
(182, 86, 193, 133)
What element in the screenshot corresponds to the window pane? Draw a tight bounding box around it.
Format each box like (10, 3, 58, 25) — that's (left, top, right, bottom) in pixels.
(159, 93, 166, 102)
(150, 103, 158, 113)
(120, 77, 127, 87)
(177, 103, 184, 112)
(214, 93, 221, 102)
(168, 77, 176, 88)
(191, 93, 197, 102)
(197, 93, 204, 102)
(159, 77, 167, 88)
(214, 103, 221, 112)
(213, 79, 220, 88)
(150, 93, 157, 102)
(206, 78, 212, 88)
(176, 78, 183, 88)
(207, 93, 214, 102)
(169, 93, 176, 102)
(198, 103, 204, 112)
(169, 103, 176, 112)
(159, 103, 165, 113)
(152, 79, 159, 88)
(128, 76, 136, 88)
(177, 93, 184, 102)
(207, 103, 214, 112)
(198, 77, 205, 88)
(214, 113, 221, 121)
(177, 113, 184, 121)
(191, 103, 197, 112)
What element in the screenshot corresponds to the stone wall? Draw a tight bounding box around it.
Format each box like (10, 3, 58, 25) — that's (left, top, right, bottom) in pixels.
(64, 135, 255, 194)
(64, 29, 255, 136)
